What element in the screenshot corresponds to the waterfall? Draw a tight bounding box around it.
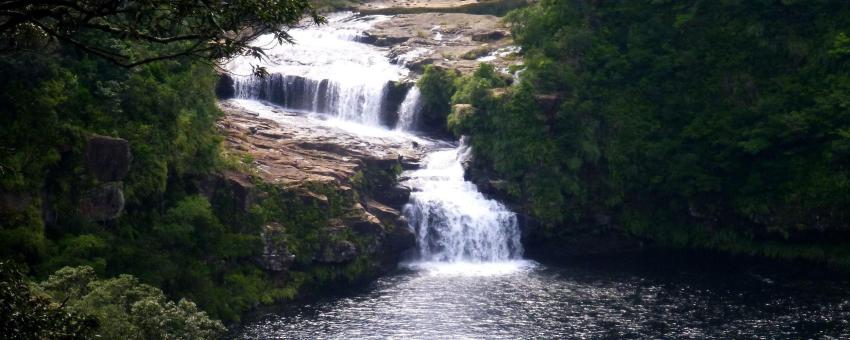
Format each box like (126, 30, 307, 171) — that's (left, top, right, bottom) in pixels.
(226, 12, 523, 265)
(403, 142, 523, 262)
(233, 75, 388, 126)
(226, 12, 405, 127)
(396, 86, 422, 131)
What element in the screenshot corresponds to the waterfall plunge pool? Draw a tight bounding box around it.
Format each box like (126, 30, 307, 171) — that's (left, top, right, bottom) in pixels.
(236, 259, 850, 339)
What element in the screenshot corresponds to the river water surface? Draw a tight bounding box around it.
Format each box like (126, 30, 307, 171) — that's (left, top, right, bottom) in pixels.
(238, 260, 850, 339)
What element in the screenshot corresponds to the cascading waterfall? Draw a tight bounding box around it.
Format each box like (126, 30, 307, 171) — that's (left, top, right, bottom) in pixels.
(227, 13, 405, 127)
(233, 74, 388, 126)
(227, 12, 523, 265)
(396, 86, 422, 131)
(403, 141, 523, 262)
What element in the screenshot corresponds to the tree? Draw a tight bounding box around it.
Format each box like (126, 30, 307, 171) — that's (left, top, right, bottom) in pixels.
(40, 266, 226, 339)
(0, 261, 99, 339)
(0, 0, 322, 69)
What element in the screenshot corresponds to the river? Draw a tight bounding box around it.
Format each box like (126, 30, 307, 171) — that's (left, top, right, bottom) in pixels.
(227, 13, 850, 339)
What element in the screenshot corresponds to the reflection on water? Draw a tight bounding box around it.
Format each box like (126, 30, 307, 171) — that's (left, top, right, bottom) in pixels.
(238, 262, 850, 339)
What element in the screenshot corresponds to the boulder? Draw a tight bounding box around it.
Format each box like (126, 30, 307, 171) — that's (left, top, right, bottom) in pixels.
(372, 183, 411, 208)
(86, 136, 131, 182)
(196, 171, 255, 212)
(471, 30, 507, 42)
(407, 57, 438, 74)
(315, 240, 358, 264)
(215, 73, 236, 99)
(258, 223, 295, 272)
(384, 225, 416, 253)
(0, 192, 32, 213)
(380, 80, 413, 128)
(358, 32, 410, 47)
(78, 182, 124, 221)
(350, 210, 386, 238)
(364, 199, 402, 225)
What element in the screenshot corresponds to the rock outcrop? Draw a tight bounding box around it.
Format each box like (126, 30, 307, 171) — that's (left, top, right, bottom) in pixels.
(216, 99, 439, 271)
(363, 13, 522, 75)
(215, 73, 236, 99)
(85, 135, 131, 182)
(316, 240, 358, 264)
(78, 182, 125, 221)
(196, 170, 255, 212)
(217, 100, 429, 188)
(259, 223, 295, 272)
(358, 0, 529, 16)
(77, 135, 131, 222)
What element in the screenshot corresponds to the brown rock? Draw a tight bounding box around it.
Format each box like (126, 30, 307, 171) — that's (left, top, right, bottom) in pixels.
(78, 182, 124, 221)
(259, 222, 295, 272)
(472, 30, 507, 42)
(315, 240, 358, 264)
(384, 225, 416, 253)
(86, 135, 131, 182)
(196, 170, 255, 212)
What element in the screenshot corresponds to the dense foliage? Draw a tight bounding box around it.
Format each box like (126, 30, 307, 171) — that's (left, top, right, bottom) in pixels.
(0, 0, 320, 70)
(39, 265, 225, 339)
(0, 262, 98, 339)
(448, 0, 850, 266)
(0, 0, 389, 334)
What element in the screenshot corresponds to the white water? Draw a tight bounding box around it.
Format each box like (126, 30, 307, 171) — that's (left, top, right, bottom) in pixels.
(227, 12, 525, 271)
(227, 13, 407, 126)
(403, 142, 523, 263)
(396, 86, 422, 131)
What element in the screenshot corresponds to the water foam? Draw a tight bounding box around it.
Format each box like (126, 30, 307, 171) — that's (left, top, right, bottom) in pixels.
(403, 145, 524, 264)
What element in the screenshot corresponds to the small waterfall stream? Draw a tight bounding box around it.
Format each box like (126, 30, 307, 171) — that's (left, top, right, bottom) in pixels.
(396, 86, 422, 131)
(403, 144, 523, 262)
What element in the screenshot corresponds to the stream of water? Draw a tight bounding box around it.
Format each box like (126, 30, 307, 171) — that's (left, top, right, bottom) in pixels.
(228, 13, 850, 339)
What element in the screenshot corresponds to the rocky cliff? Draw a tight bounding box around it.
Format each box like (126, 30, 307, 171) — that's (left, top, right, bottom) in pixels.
(210, 100, 446, 290)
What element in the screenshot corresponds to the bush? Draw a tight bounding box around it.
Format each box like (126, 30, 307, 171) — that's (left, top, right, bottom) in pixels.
(40, 266, 226, 339)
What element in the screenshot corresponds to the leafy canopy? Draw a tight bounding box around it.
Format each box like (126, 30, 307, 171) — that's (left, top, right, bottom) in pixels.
(0, 0, 322, 69)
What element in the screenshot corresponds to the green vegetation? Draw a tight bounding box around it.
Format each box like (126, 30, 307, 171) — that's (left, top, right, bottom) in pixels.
(0, 0, 320, 71)
(0, 0, 392, 336)
(417, 65, 459, 134)
(447, 0, 850, 266)
(39, 266, 225, 339)
(0, 262, 98, 339)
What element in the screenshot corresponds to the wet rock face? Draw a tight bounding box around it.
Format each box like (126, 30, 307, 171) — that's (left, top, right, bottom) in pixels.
(215, 73, 236, 99)
(316, 240, 358, 264)
(380, 81, 413, 128)
(78, 182, 124, 221)
(86, 136, 131, 182)
(259, 223, 295, 272)
(472, 30, 507, 42)
(196, 170, 256, 213)
(358, 32, 410, 47)
(384, 225, 416, 253)
(350, 208, 386, 238)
